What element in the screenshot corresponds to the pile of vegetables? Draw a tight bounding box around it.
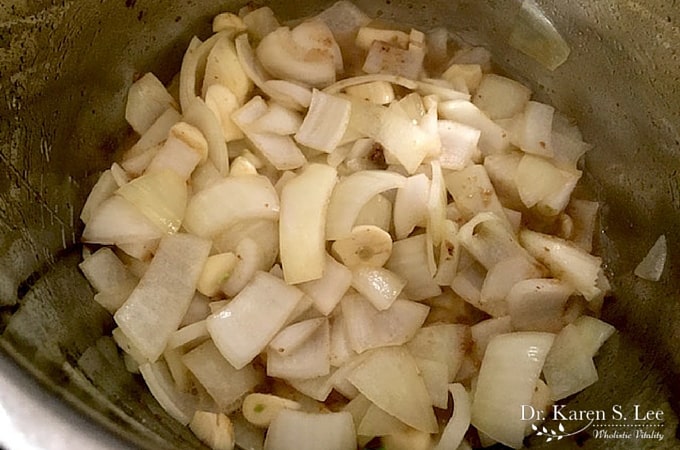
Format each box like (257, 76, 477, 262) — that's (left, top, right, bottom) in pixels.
(78, 2, 616, 449)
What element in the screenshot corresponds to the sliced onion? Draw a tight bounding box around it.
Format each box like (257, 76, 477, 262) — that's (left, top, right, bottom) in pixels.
(179, 34, 221, 113)
(393, 173, 430, 240)
(182, 340, 264, 412)
(434, 384, 471, 450)
(386, 234, 442, 301)
(325, 170, 405, 240)
(634, 234, 667, 281)
(470, 332, 555, 448)
(542, 324, 598, 400)
(350, 266, 406, 311)
(357, 403, 409, 437)
(324, 74, 418, 95)
(297, 254, 352, 316)
(268, 317, 326, 357)
(509, 0, 571, 71)
(264, 409, 355, 450)
(266, 319, 330, 379)
(295, 89, 351, 153)
(507, 278, 573, 333)
(125, 72, 178, 135)
(202, 32, 252, 104)
(279, 163, 338, 284)
(207, 271, 304, 369)
(139, 360, 202, 425)
(183, 97, 230, 176)
(438, 100, 510, 155)
(444, 164, 510, 224)
(81, 194, 163, 245)
(114, 233, 211, 362)
(347, 346, 438, 433)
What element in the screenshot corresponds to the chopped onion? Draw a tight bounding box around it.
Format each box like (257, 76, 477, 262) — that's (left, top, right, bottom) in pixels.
(341, 295, 428, 353)
(125, 72, 178, 135)
(407, 323, 470, 382)
(139, 360, 202, 425)
(355, 27, 409, 51)
(363, 40, 425, 80)
(345, 81, 395, 105)
(207, 271, 304, 369)
(279, 163, 338, 284)
(473, 74, 531, 120)
(509, 0, 571, 71)
(571, 315, 616, 357)
(393, 173, 430, 240)
(183, 97, 230, 176)
(413, 357, 449, 408)
(269, 318, 326, 357)
(350, 266, 406, 311)
(325, 170, 405, 240)
(471, 332, 555, 448)
(438, 100, 510, 155)
(266, 319, 330, 379)
(122, 108, 182, 176)
(355, 194, 392, 232)
(242, 6, 279, 41)
(297, 254, 352, 316)
(114, 233, 211, 362)
(357, 403, 409, 437)
(183, 340, 263, 412)
(81, 195, 163, 245)
(634, 234, 667, 281)
(507, 278, 573, 333)
(520, 229, 603, 301)
(295, 89, 351, 153)
(437, 120, 481, 171)
(184, 175, 279, 238)
(434, 384, 471, 450)
(386, 234, 442, 300)
(347, 346, 438, 433)
(444, 164, 510, 224)
(542, 324, 598, 400)
(179, 34, 221, 113)
(264, 409, 355, 450)
(78, 248, 138, 313)
(324, 74, 418, 95)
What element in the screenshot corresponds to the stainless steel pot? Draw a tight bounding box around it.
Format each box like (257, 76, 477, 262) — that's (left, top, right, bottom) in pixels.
(1, 0, 678, 448)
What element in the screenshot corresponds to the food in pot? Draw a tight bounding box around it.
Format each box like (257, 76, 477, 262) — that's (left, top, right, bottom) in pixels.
(78, 2, 615, 448)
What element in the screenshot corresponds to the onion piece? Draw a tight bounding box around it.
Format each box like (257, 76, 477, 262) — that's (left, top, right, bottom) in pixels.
(350, 266, 406, 311)
(166, 320, 209, 350)
(207, 271, 304, 369)
(279, 163, 338, 284)
(507, 278, 573, 333)
(382, 428, 433, 450)
(183, 97, 230, 176)
(345, 81, 395, 105)
(266, 319, 330, 379)
(434, 384, 471, 450)
(145, 122, 207, 180)
(542, 324, 598, 400)
(470, 332, 555, 448)
(269, 318, 326, 357)
(184, 175, 279, 238)
(470, 316, 513, 362)
(297, 254, 352, 316)
(347, 346, 438, 433)
(323, 74, 418, 95)
(393, 173, 430, 240)
(437, 120, 481, 171)
(235, 34, 309, 110)
(139, 360, 201, 425)
(264, 410, 355, 450)
(413, 357, 449, 408)
(80, 170, 118, 224)
(295, 89, 351, 153)
(441, 64, 483, 93)
(78, 248, 138, 314)
(407, 323, 470, 382)
(341, 295, 429, 353)
(386, 234, 442, 301)
(355, 27, 409, 51)
(444, 164, 510, 225)
(472, 74, 531, 120)
(122, 108, 182, 176)
(634, 234, 667, 281)
(509, 0, 571, 71)
(513, 101, 554, 157)
(179, 34, 221, 113)
(357, 403, 409, 437)
(362, 40, 425, 80)
(125, 72, 178, 135)
(114, 233, 211, 362)
(571, 315, 616, 357)
(520, 229, 603, 301)
(427, 160, 447, 247)
(183, 340, 263, 412)
(250, 102, 302, 135)
(355, 194, 392, 232)
(242, 6, 279, 41)
(433, 220, 461, 286)
(326, 170, 405, 240)
(480, 256, 545, 316)
(438, 100, 510, 155)
(220, 238, 267, 297)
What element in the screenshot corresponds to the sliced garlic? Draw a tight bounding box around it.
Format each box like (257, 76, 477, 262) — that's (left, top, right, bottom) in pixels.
(332, 225, 393, 268)
(197, 252, 239, 297)
(189, 411, 235, 450)
(242, 393, 301, 428)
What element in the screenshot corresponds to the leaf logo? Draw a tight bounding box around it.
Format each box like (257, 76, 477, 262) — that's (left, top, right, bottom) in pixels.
(532, 420, 593, 442)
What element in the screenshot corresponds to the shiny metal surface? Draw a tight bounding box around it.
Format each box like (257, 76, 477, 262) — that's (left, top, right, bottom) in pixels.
(1, 0, 678, 448)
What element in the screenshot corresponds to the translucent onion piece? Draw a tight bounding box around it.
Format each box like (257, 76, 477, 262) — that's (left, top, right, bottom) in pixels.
(242, 6, 279, 41)
(386, 234, 442, 301)
(345, 81, 395, 105)
(145, 122, 206, 180)
(542, 324, 598, 400)
(434, 384, 471, 450)
(250, 102, 303, 135)
(342, 295, 429, 353)
(355, 27, 409, 51)
(347, 346, 438, 433)
(235, 34, 308, 110)
(634, 234, 667, 281)
(413, 357, 449, 408)
(207, 271, 304, 369)
(80, 170, 118, 224)
(183, 341, 263, 412)
(355, 194, 392, 232)
(571, 315, 616, 357)
(509, 0, 571, 71)
(393, 173, 430, 240)
(297, 254, 352, 316)
(220, 238, 266, 297)
(139, 360, 202, 425)
(326, 170, 405, 240)
(114, 233, 211, 362)
(183, 97, 230, 176)
(437, 120, 481, 171)
(473, 74, 531, 120)
(78, 248, 138, 313)
(520, 229, 603, 301)
(438, 100, 510, 155)
(279, 163, 338, 284)
(266, 319, 330, 379)
(427, 160, 447, 247)
(295, 89, 351, 153)
(407, 324, 470, 382)
(480, 256, 546, 317)
(444, 164, 510, 224)
(184, 175, 279, 238)
(471, 332, 555, 448)
(362, 40, 425, 80)
(179, 34, 221, 113)
(357, 403, 410, 437)
(242, 393, 301, 428)
(323, 74, 418, 95)
(81, 194, 163, 245)
(350, 266, 406, 311)
(269, 317, 326, 357)
(125, 72, 178, 135)
(507, 278, 573, 333)
(122, 108, 182, 176)
(264, 410, 355, 450)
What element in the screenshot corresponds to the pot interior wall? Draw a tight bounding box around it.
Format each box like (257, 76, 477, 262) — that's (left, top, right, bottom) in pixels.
(1, 0, 678, 448)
